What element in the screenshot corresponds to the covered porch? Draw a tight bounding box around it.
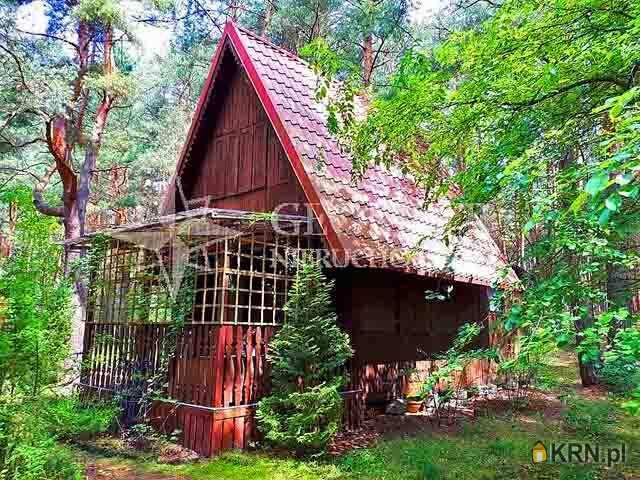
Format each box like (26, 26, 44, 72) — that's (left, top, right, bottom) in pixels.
(72, 208, 363, 456)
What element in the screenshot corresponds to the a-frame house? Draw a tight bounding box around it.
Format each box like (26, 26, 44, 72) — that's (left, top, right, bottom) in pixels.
(78, 22, 514, 456)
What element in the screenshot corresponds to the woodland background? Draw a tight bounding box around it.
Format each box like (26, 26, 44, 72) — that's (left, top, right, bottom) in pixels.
(0, 0, 426, 240)
(2, 1, 640, 478)
(2, 0, 640, 388)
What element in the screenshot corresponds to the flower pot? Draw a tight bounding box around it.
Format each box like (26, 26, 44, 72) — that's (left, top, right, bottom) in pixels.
(406, 400, 423, 414)
(404, 382, 421, 398)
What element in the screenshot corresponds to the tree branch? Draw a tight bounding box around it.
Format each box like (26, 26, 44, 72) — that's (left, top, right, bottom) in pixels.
(15, 28, 80, 51)
(0, 166, 43, 182)
(32, 164, 65, 217)
(505, 76, 627, 108)
(0, 44, 32, 93)
(0, 134, 45, 149)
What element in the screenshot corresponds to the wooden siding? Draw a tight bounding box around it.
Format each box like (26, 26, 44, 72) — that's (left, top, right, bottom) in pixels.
(337, 268, 491, 364)
(151, 324, 275, 456)
(179, 52, 307, 213)
(336, 268, 494, 404)
(81, 322, 362, 457)
(80, 323, 274, 405)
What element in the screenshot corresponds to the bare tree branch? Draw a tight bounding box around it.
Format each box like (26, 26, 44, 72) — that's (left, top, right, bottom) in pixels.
(0, 166, 43, 182)
(0, 44, 32, 93)
(15, 28, 80, 51)
(0, 134, 45, 149)
(32, 164, 64, 217)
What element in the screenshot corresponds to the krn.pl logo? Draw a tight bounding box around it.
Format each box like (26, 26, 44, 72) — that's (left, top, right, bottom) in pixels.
(532, 441, 548, 463)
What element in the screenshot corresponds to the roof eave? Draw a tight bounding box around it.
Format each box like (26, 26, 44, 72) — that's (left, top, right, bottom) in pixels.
(160, 23, 235, 215)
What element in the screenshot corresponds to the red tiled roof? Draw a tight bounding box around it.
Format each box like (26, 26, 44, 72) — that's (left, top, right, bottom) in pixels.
(166, 22, 515, 287)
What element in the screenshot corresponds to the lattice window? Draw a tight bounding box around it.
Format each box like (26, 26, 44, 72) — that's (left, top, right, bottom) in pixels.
(191, 230, 310, 326)
(86, 224, 317, 326)
(87, 240, 175, 324)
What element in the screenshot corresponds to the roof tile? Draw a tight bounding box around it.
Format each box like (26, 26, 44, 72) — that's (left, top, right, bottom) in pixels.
(231, 25, 514, 285)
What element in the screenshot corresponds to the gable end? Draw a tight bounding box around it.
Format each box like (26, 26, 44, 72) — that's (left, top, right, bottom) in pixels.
(176, 50, 307, 213)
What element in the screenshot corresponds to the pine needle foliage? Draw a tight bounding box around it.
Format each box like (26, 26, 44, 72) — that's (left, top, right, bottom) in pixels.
(256, 254, 352, 454)
(269, 255, 353, 392)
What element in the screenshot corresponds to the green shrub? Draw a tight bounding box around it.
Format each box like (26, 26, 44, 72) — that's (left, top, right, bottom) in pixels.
(4, 436, 81, 480)
(0, 187, 73, 399)
(41, 396, 118, 440)
(621, 387, 640, 416)
(256, 255, 352, 454)
(534, 366, 561, 391)
(600, 327, 640, 393)
(0, 396, 117, 480)
(0, 402, 77, 480)
(599, 357, 640, 394)
(0, 189, 120, 479)
(257, 383, 343, 452)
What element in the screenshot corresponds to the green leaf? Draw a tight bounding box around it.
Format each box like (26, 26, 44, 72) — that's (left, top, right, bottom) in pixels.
(504, 304, 523, 331)
(523, 219, 536, 233)
(619, 186, 639, 199)
(605, 193, 622, 212)
(556, 333, 571, 348)
(610, 103, 624, 119)
(585, 173, 609, 196)
(598, 208, 612, 226)
(570, 192, 588, 213)
(612, 151, 632, 162)
(610, 88, 639, 119)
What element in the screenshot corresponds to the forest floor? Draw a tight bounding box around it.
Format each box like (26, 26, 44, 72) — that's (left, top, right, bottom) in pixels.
(79, 352, 640, 480)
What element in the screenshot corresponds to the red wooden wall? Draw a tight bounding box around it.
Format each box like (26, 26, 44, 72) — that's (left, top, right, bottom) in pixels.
(81, 321, 361, 457)
(178, 51, 307, 214)
(150, 324, 276, 456)
(335, 268, 494, 404)
(337, 268, 491, 362)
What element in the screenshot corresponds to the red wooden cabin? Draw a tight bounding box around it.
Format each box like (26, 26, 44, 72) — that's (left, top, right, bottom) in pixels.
(79, 22, 514, 457)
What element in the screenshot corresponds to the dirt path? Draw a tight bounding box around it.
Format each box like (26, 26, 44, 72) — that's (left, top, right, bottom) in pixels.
(84, 459, 189, 480)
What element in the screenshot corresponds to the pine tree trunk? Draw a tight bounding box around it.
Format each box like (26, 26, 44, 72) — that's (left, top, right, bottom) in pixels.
(109, 167, 128, 225)
(36, 18, 116, 366)
(362, 34, 374, 86)
(261, 0, 275, 36)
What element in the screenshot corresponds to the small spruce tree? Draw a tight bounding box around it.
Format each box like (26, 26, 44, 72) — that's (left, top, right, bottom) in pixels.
(256, 254, 352, 454)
